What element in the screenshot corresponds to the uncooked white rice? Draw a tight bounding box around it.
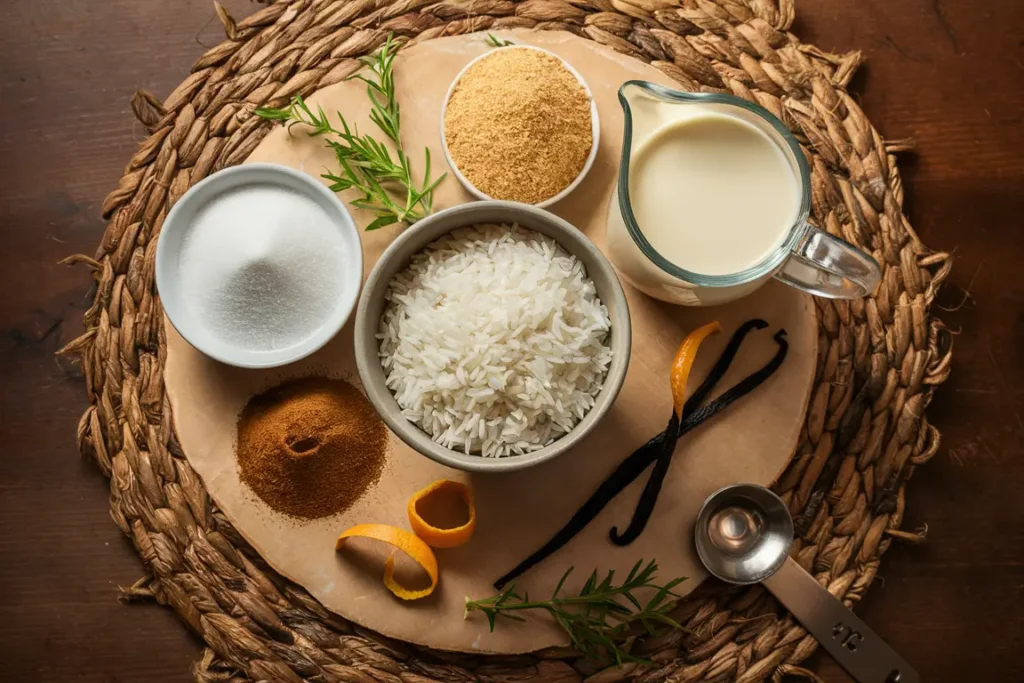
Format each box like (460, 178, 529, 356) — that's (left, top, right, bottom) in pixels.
(378, 223, 613, 457)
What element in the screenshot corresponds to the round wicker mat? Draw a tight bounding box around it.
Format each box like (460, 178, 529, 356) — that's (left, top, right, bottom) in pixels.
(61, 0, 953, 681)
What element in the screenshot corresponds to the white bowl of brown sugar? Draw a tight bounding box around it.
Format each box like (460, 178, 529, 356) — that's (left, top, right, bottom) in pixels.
(441, 44, 600, 209)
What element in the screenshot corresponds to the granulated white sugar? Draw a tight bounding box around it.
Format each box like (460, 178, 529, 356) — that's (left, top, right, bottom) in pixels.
(177, 183, 346, 352)
(378, 223, 613, 457)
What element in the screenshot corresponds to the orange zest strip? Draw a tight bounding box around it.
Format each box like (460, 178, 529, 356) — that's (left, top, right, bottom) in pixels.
(669, 321, 722, 418)
(336, 524, 439, 600)
(407, 480, 477, 549)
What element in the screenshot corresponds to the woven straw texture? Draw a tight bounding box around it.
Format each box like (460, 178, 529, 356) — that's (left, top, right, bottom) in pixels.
(60, 0, 953, 681)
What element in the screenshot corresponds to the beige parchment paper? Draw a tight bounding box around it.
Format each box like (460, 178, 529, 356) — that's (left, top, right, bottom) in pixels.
(164, 30, 818, 654)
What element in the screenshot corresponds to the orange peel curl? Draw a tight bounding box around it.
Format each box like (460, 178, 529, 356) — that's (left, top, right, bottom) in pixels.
(670, 321, 722, 418)
(336, 523, 439, 600)
(407, 479, 476, 548)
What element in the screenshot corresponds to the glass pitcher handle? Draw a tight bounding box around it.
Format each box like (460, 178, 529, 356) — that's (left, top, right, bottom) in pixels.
(774, 223, 881, 299)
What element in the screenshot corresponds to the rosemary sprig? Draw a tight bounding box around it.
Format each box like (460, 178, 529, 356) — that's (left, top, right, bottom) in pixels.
(465, 559, 685, 666)
(349, 34, 401, 144)
(485, 33, 514, 48)
(255, 34, 445, 230)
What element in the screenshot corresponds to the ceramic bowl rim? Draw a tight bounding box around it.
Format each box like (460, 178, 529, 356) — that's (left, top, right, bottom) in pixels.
(353, 201, 631, 473)
(154, 163, 364, 369)
(439, 44, 601, 210)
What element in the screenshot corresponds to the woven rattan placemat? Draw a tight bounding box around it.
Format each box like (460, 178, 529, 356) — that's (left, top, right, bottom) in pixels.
(60, 1, 953, 681)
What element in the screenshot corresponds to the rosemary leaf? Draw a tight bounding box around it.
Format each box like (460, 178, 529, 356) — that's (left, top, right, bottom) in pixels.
(485, 33, 514, 48)
(464, 559, 685, 666)
(255, 33, 444, 229)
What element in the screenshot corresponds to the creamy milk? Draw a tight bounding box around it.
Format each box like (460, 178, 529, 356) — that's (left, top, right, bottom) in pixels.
(627, 114, 799, 276)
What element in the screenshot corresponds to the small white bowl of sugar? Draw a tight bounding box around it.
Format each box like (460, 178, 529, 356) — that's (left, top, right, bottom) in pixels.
(156, 163, 362, 368)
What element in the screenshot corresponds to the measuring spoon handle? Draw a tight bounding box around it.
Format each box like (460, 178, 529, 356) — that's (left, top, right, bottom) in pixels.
(763, 557, 918, 683)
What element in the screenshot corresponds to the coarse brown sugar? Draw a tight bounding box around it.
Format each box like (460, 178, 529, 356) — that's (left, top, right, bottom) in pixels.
(444, 47, 593, 204)
(237, 376, 387, 520)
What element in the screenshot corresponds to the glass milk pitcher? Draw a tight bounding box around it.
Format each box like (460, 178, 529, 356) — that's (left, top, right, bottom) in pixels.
(606, 81, 881, 306)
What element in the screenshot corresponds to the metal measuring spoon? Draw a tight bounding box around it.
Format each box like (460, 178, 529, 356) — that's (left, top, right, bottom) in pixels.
(694, 484, 918, 683)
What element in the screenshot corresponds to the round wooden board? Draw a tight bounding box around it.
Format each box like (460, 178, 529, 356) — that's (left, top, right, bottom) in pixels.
(164, 30, 817, 654)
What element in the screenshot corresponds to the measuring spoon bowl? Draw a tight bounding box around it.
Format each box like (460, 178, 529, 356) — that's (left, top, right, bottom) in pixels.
(694, 483, 793, 584)
(694, 484, 918, 683)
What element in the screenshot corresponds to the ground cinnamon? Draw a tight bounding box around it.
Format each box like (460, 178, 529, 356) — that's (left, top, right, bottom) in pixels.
(237, 377, 387, 520)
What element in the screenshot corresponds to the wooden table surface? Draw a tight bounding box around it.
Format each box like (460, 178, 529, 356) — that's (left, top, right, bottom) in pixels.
(1, 1, 1021, 680)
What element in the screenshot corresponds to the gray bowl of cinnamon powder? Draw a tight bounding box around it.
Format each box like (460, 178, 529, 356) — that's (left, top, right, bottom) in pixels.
(441, 45, 599, 208)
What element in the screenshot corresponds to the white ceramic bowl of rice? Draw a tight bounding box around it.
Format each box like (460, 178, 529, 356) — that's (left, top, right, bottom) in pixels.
(354, 201, 631, 473)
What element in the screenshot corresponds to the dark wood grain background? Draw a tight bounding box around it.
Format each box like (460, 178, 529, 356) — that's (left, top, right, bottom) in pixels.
(1, 1, 1021, 680)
